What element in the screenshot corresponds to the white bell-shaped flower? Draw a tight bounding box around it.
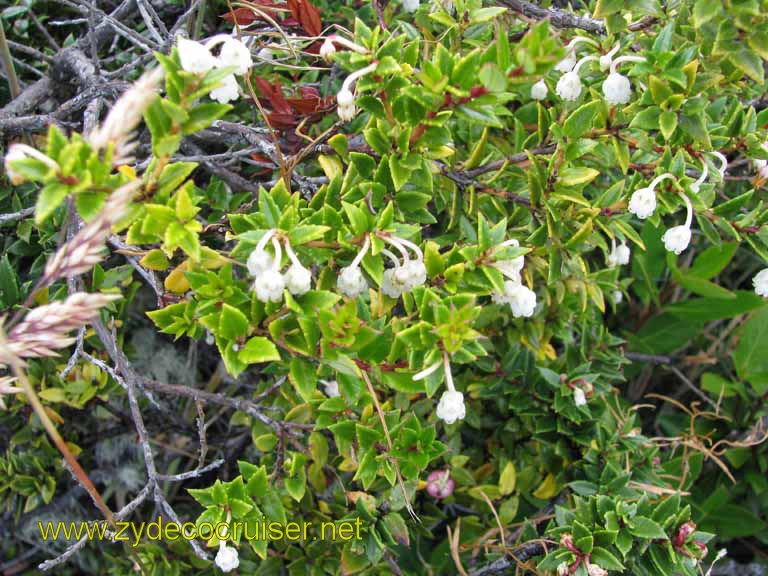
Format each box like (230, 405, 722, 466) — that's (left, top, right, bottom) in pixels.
(612, 290, 623, 304)
(436, 389, 466, 424)
(320, 38, 336, 60)
(284, 264, 311, 295)
(506, 281, 537, 318)
(557, 562, 570, 576)
(209, 73, 239, 103)
(337, 265, 367, 297)
(628, 173, 675, 219)
(382, 268, 405, 298)
(337, 235, 370, 298)
(380, 235, 427, 295)
(531, 79, 548, 101)
(217, 36, 252, 75)
(402, 0, 419, 11)
(402, 259, 427, 287)
(602, 72, 632, 105)
(599, 42, 620, 71)
(247, 230, 276, 276)
(283, 240, 312, 295)
(177, 36, 217, 73)
(602, 55, 645, 106)
(320, 379, 340, 398)
(628, 187, 656, 219)
(336, 62, 377, 122)
(337, 86, 356, 121)
(556, 71, 583, 101)
(215, 543, 240, 573)
(254, 269, 285, 302)
(380, 248, 407, 298)
(607, 240, 630, 267)
(555, 36, 598, 73)
(573, 387, 587, 407)
(555, 53, 577, 73)
(662, 192, 693, 255)
(556, 54, 598, 101)
(253, 237, 286, 302)
(753, 268, 768, 298)
(663, 225, 692, 254)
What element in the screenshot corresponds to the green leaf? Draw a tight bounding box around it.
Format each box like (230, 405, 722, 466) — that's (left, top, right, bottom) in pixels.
(659, 110, 677, 140)
(0, 254, 19, 306)
(692, 0, 720, 27)
(498, 462, 516, 496)
(628, 516, 667, 539)
(666, 291, 765, 322)
(557, 167, 600, 187)
(688, 243, 737, 279)
(238, 337, 281, 364)
(591, 547, 624, 570)
(219, 303, 249, 340)
(469, 6, 507, 23)
(593, 0, 623, 17)
(288, 225, 330, 245)
(35, 182, 69, 223)
(342, 201, 369, 236)
(289, 357, 317, 402)
(388, 155, 413, 191)
(730, 50, 764, 83)
(733, 307, 768, 393)
(182, 103, 232, 134)
(563, 100, 602, 139)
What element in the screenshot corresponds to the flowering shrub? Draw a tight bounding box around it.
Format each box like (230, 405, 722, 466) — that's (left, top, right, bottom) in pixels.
(1, 0, 768, 574)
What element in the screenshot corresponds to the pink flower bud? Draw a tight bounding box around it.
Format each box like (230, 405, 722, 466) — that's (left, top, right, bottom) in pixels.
(426, 470, 455, 499)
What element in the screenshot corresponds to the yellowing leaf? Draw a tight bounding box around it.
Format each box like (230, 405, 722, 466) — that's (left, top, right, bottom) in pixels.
(164, 262, 190, 294)
(532, 473, 558, 499)
(318, 154, 343, 180)
(499, 462, 517, 496)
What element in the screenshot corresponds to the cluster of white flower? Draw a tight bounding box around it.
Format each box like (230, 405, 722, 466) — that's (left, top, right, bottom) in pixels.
(553, 37, 645, 105)
(337, 235, 371, 298)
(335, 62, 378, 122)
(414, 351, 465, 425)
(177, 35, 252, 103)
(247, 229, 312, 303)
(380, 235, 427, 298)
(490, 239, 537, 318)
(606, 237, 631, 268)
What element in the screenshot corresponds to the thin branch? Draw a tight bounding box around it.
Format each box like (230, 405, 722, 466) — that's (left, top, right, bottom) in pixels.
(497, 0, 606, 34)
